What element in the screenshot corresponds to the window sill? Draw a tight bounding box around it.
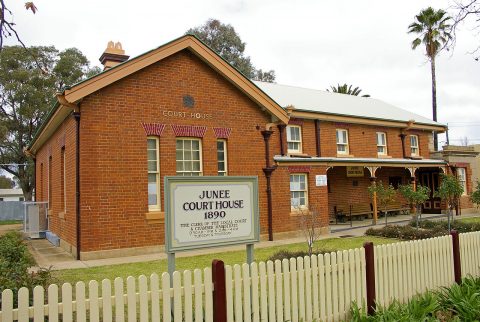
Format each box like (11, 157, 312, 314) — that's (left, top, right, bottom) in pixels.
(410, 155, 423, 159)
(288, 152, 308, 157)
(145, 211, 165, 223)
(377, 155, 392, 159)
(336, 154, 354, 158)
(290, 209, 310, 217)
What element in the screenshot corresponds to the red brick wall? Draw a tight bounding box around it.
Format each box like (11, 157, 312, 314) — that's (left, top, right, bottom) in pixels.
(35, 116, 77, 248)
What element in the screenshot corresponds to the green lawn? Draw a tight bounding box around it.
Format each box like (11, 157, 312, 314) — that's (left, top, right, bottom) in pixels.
(457, 216, 480, 224)
(54, 236, 397, 285)
(0, 220, 22, 225)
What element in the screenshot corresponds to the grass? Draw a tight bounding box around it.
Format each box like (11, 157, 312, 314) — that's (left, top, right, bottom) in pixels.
(0, 219, 22, 225)
(457, 216, 480, 224)
(54, 236, 397, 285)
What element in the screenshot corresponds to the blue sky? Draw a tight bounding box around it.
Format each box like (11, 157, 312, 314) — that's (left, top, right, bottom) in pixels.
(6, 0, 480, 146)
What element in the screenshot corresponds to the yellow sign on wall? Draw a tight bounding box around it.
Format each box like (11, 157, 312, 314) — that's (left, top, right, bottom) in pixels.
(346, 166, 364, 177)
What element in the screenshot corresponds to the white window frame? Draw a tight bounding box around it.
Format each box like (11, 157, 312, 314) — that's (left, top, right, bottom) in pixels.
(147, 137, 161, 211)
(290, 173, 308, 210)
(376, 132, 388, 155)
(336, 129, 349, 155)
(217, 139, 228, 176)
(287, 125, 302, 154)
(457, 168, 467, 196)
(410, 135, 419, 156)
(176, 138, 203, 176)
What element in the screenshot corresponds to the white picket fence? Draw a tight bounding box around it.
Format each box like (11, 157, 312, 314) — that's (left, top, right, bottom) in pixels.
(460, 231, 480, 278)
(374, 235, 454, 307)
(1, 232, 480, 322)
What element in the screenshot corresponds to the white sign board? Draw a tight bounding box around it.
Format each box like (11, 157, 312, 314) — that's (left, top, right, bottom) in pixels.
(165, 176, 259, 252)
(315, 175, 328, 186)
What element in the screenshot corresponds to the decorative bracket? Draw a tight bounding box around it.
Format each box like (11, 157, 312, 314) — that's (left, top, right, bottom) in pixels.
(406, 167, 418, 177)
(365, 166, 380, 178)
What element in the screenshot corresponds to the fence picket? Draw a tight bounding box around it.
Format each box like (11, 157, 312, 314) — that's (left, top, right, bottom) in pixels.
(336, 251, 345, 320)
(193, 269, 203, 322)
(17, 288, 29, 322)
(297, 257, 306, 322)
(172, 271, 182, 322)
(76, 282, 87, 322)
(267, 261, 276, 322)
(47, 284, 59, 322)
(324, 253, 332, 321)
(138, 275, 149, 322)
(161, 273, 171, 322)
(114, 277, 125, 322)
(225, 266, 234, 322)
(1, 289, 14, 322)
(62, 283, 73, 322)
(250, 263, 260, 322)
(203, 267, 213, 322)
(304, 256, 313, 322)
(311, 254, 320, 321)
(33, 286, 44, 322)
(331, 252, 339, 321)
(289, 258, 298, 322)
(259, 262, 268, 322)
(317, 254, 326, 322)
(89, 280, 100, 322)
(150, 274, 160, 322)
(347, 250, 355, 313)
(102, 279, 113, 322)
(233, 264, 243, 322)
(242, 263, 252, 322)
(183, 271, 192, 322)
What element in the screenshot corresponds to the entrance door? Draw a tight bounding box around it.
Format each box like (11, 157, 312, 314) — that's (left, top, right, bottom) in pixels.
(419, 170, 441, 214)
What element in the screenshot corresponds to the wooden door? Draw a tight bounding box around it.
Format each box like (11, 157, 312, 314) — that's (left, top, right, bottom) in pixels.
(419, 171, 441, 214)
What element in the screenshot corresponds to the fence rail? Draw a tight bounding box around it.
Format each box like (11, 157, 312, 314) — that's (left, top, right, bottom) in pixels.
(1, 231, 480, 322)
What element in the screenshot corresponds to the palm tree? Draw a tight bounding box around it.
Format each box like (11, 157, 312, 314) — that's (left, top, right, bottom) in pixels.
(408, 7, 452, 151)
(326, 84, 370, 97)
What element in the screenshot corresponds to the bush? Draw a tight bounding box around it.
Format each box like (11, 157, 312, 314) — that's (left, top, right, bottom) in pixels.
(0, 232, 54, 304)
(267, 249, 329, 262)
(410, 219, 480, 233)
(365, 225, 448, 240)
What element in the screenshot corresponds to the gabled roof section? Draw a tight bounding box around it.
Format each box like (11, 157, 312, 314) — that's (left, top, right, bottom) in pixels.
(255, 81, 447, 132)
(63, 34, 289, 122)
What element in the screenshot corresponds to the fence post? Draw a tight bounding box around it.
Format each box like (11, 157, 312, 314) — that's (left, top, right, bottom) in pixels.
(212, 259, 227, 322)
(364, 242, 376, 315)
(450, 230, 462, 284)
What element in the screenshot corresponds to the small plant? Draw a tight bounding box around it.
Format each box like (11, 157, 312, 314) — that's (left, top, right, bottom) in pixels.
(267, 249, 328, 262)
(434, 174, 464, 231)
(368, 181, 396, 224)
(398, 184, 430, 227)
(365, 225, 447, 240)
(295, 205, 323, 257)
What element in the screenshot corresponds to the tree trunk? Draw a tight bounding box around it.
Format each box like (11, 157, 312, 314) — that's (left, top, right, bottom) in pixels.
(431, 57, 438, 151)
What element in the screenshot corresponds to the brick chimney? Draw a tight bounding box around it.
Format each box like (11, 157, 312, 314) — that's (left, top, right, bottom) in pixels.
(99, 41, 129, 70)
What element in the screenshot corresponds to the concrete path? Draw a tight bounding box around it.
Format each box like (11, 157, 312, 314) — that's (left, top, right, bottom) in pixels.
(28, 212, 480, 271)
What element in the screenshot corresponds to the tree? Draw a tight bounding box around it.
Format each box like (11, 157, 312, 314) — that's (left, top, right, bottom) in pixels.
(295, 205, 323, 257)
(368, 181, 396, 224)
(0, 1, 37, 50)
(408, 7, 452, 151)
(434, 173, 464, 230)
(0, 175, 14, 188)
(450, 0, 480, 60)
(399, 184, 431, 227)
(0, 45, 97, 200)
(326, 83, 370, 97)
(187, 19, 276, 82)
(471, 181, 480, 208)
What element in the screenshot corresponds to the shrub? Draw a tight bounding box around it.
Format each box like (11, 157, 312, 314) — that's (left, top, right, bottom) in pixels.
(267, 249, 328, 262)
(0, 232, 54, 304)
(410, 219, 480, 233)
(365, 225, 448, 240)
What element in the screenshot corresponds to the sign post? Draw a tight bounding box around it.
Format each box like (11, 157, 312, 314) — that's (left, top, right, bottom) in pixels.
(164, 176, 260, 278)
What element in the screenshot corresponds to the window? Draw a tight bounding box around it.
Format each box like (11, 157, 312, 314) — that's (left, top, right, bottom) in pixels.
(147, 137, 161, 210)
(377, 132, 387, 155)
(410, 135, 419, 156)
(61, 147, 66, 212)
(48, 156, 52, 208)
(287, 125, 302, 153)
(290, 174, 308, 209)
(336, 129, 349, 155)
(217, 140, 228, 176)
(457, 168, 467, 195)
(176, 138, 202, 176)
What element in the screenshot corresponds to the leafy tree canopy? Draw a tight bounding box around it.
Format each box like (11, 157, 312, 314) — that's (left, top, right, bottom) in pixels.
(187, 19, 276, 82)
(0, 175, 14, 188)
(326, 83, 370, 97)
(434, 173, 464, 210)
(0, 45, 98, 200)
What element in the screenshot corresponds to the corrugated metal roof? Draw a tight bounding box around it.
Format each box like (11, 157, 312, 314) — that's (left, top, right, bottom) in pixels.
(0, 189, 24, 196)
(254, 81, 443, 127)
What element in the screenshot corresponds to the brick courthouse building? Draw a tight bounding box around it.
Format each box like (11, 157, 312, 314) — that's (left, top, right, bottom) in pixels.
(27, 35, 460, 260)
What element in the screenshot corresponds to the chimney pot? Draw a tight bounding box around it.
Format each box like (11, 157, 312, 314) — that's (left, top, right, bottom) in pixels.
(99, 41, 129, 70)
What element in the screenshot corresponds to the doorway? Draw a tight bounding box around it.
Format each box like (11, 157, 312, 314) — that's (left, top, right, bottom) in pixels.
(418, 169, 441, 214)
